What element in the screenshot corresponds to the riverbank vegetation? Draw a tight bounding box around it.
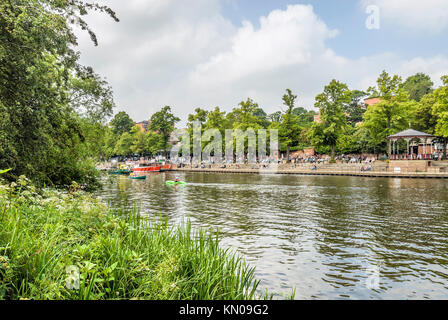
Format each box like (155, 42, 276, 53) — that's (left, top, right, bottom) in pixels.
(0, 177, 260, 300)
(0, 0, 118, 189)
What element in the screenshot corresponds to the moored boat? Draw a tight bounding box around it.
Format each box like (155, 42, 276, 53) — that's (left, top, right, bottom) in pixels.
(108, 169, 131, 175)
(160, 164, 173, 172)
(132, 165, 162, 173)
(130, 175, 146, 180)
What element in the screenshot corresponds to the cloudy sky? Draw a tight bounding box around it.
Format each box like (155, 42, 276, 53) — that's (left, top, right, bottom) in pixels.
(76, 0, 448, 125)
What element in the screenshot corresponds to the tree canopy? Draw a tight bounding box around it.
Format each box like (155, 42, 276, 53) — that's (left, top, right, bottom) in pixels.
(0, 0, 118, 187)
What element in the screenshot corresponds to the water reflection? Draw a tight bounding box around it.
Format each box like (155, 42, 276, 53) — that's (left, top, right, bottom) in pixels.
(97, 173, 448, 299)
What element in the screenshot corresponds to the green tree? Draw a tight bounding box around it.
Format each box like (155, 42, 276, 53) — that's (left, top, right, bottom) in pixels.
(114, 132, 134, 156)
(432, 76, 448, 159)
(268, 111, 282, 123)
(292, 107, 316, 127)
(253, 107, 271, 128)
(280, 89, 302, 161)
(0, 0, 118, 187)
(130, 126, 147, 155)
(402, 73, 434, 102)
(110, 111, 134, 136)
(308, 80, 351, 161)
(149, 106, 180, 157)
(363, 71, 416, 155)
(146, 131, 165, 156)
(345, 90, 367, 126)
(186, 108, 209, 154)
(187, 108, 209, 127)
(413, 93, 438, 134)
(230, 98, 262, 131)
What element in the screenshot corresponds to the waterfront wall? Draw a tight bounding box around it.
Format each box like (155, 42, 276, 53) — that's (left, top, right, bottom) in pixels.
(171, 161, 448, 178)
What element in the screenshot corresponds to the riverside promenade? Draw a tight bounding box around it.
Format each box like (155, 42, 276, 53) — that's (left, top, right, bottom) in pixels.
(172, 161, 448, 179)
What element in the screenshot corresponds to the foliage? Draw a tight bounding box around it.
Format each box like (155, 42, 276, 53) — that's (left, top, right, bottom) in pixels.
(110, 111, 134, 136)
(308, 80, 351, 160)
(345, 90, 367, 126)
(362, 71, 416, 154)
(432, 76, 448, 137)
(114, 132, 134, 157)
(149, 106, 180, 156)
(0, 178, 260, 300)
(402, 73, 434, 102)
(292, 107, 316, 127)
(280, 89, 302, 160)
(0, 0, 118, 188)
(268, 111, 282, 123)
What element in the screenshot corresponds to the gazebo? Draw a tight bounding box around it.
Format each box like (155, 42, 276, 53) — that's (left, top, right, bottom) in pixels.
(387, 129, 435, 160)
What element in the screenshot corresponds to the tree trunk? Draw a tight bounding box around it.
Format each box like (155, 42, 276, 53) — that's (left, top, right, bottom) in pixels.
(387, 116, 391, 156)
(331, 144, 335, 161)
(442, 141, 447, 161)
(286, 146, 290, 163)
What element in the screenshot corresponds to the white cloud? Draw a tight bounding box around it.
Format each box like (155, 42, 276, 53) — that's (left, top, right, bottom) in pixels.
(360, 0, 448, 33)
(76, 1, 448, 125)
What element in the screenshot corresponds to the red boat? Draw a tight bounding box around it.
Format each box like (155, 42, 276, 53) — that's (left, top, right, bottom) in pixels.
(132, 165, 162, 173)
(160, 164, 173, 172)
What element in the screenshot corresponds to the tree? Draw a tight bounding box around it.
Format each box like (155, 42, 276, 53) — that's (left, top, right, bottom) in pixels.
(0, 0, 118, 187)
(345, 90, 367, 126)
(114, 132, 134, 156)
(363, 71, 416, 155)
(146, 131, 165, 156)
(432, 75, 448, 159)
(280, 89, 302, 161)
(402, 73, 434, 102)
(230, 98, 262, 131)
(186, 108, 209, 154)
(187, 108, 209, 127)
(292, 107, 316, 127)
(69, 66, 115, 122)
(149, 106, 180, 157)
(308, 80, 351, 161)
(130, 126, 147, 155)
(110, 111, 134, 136)
(268, 111, 282, 123)
(413, 93, 438, 134)
(253, 107, 271, 128)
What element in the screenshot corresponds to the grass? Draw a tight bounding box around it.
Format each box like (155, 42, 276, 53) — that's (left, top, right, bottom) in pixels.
(0, 176, 260, 300)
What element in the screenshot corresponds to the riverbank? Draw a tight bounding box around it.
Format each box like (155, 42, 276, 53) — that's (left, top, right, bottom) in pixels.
(172, 161, 448, 179)
(0, 177, 260, 300)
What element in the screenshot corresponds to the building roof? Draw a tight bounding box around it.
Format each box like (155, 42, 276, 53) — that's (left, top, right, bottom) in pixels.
(364, 97, 382, 106)
(387, 129, 435, 139)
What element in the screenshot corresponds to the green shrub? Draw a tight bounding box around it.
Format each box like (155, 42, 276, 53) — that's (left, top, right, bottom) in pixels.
(0, 178, 260, 300)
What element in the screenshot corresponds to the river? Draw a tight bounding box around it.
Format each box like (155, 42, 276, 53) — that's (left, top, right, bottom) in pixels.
(96, 172, 448, 299)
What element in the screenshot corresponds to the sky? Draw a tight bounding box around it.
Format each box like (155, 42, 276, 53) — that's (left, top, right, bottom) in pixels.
(75, 0, 448, 126)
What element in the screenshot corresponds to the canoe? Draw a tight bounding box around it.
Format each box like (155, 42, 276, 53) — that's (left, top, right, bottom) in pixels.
(132, 166, 162, 173)
(109, 169, 131, 175)
(130, 175, 146, 180)
(165, 181, 186, 185)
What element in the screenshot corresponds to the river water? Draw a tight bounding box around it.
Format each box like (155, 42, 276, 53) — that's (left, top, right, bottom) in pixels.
(96, 172, 448, 299)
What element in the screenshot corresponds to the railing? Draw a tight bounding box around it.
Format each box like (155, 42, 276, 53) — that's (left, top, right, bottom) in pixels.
(389, 154, 433, 160)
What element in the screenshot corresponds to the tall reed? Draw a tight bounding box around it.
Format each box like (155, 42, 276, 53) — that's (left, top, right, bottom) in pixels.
(0, 177, 260, 300)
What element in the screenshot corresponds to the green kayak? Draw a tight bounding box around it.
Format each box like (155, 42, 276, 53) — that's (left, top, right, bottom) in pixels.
(109, 169, 131, 175)
(166, 180, 186, 185)
(130, 175, 146, 180)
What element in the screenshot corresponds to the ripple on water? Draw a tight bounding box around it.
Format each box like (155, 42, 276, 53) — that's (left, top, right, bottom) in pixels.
(97, 173, 448, 299)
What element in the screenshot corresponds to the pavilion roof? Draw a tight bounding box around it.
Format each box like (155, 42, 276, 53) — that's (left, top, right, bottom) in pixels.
(387, 129, 435, 139)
